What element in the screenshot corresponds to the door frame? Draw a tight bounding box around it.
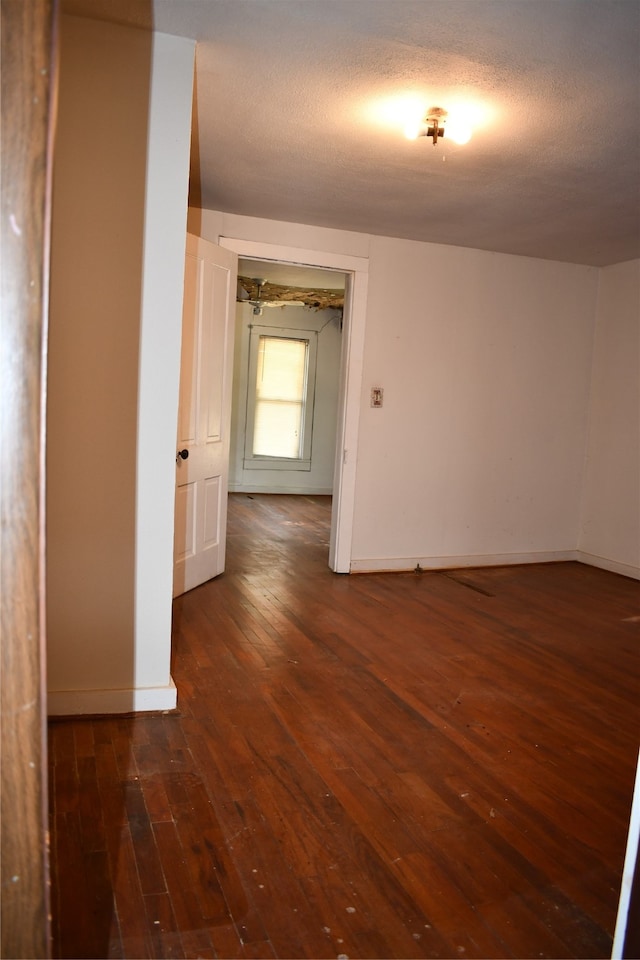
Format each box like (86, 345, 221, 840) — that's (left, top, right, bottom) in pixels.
(219, 237, 368, 573)
(1, 0, 55, 954)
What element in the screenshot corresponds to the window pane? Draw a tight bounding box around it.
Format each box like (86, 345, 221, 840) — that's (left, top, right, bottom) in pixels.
(256, 337, 306, 402)
(253, 337, 307, 458)
(253, 400, 303, 457)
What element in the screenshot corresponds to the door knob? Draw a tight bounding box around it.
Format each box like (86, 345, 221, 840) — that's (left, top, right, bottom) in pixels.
(176, 448, 189, 463)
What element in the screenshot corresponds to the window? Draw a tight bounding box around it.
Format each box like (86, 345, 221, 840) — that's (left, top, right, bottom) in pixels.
(253, 336, 307, 458)
(244, 327, 317, 470)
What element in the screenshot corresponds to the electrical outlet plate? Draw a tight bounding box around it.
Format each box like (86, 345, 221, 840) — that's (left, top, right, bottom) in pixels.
(371, 387, 383, 407)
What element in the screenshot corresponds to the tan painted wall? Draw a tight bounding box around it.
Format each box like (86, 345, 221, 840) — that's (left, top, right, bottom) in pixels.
(47, 17, 194, 710)
(47, 15, 150, 694)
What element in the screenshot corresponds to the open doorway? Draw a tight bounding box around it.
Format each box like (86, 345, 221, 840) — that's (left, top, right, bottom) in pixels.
(229, 258, 346, 507)
(219, 238, 369, 574)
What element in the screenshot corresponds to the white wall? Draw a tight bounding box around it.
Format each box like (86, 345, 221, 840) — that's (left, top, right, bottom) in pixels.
(191, 208, 601, 571)
(47, 17, 194, 714)
(134, 32, 196, 702)
(188, 208, 370, 261)
(229, 303, 342, 494)
(352, 235, 599, 569)
(579, 260, 640, 579)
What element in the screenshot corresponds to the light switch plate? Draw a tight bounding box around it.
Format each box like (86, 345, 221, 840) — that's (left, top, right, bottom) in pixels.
(371, 387, 383, 407)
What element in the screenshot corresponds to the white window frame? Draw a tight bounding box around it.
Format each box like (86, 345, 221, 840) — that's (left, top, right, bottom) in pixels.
(243, 324, 318, 471)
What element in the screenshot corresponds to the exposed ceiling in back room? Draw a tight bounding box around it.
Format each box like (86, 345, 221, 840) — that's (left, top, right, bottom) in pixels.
(237, 258, 345, 309)
(62, 0, 640, 266)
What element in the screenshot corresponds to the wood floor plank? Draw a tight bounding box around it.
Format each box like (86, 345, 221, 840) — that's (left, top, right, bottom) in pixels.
(76, 756, 106, 854)
(94, 738, 121, 782)
(48, 493, 640, 959)
(140, 774, 174, 824)
(171, 826, 230, 927)
(73, 720, 95, 758)
(151, 819, 218, 952)
(51, 758, 80, 816)
(106, 823, 154, 959)
(143, 891, 185, 959)
(477, 892, 576, 959)
(50, 721, 76, 764)
(51, 813, 115, 959)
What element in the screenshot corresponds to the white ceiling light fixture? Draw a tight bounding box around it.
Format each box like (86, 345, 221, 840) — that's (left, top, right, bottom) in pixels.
(404, 106, 473, 146)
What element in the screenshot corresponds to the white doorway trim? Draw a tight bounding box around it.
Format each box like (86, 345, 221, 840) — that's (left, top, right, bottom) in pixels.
(219, 237, 369, 573)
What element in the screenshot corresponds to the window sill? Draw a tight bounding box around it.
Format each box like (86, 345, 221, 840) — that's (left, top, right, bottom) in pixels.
(243, 457, 312, 472)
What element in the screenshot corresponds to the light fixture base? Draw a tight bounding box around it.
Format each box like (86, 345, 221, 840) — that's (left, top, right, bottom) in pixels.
(426, 106, 447, 145)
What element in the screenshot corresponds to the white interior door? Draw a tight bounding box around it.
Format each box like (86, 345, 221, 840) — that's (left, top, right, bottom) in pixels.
(173, 234, 238, 597)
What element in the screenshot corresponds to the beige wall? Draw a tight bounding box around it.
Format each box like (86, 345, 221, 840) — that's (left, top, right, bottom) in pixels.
(579, 259, 640, 577)
(47, 17, 194, 713)
(47, 16, 150, 696)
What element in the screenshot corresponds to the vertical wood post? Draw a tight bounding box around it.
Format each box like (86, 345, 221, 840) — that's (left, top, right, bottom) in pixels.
(1, 0, 56, 955)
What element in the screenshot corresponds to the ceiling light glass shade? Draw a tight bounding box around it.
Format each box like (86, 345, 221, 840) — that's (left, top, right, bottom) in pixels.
(401, 100, 482, 145)
(404, 118, 424, 140)
(445, 118, 473, 145)
(445, 103, 477, 144)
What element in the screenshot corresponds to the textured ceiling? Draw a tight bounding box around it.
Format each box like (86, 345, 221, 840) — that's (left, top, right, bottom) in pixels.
(62, 0, 640, 266)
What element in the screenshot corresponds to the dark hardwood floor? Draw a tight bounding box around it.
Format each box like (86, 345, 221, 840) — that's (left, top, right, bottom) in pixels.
(48, 493, 640, 959)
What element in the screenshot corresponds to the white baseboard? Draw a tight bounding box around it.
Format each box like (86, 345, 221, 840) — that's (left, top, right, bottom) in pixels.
(47, 678, 177, 717)
(349, 550, 578, 574)
(228, 483, 333, 495)
(577, 551, 640, 581)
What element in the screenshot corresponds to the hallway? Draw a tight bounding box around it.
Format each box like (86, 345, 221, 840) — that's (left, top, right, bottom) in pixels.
(48, 493, 639, 958)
